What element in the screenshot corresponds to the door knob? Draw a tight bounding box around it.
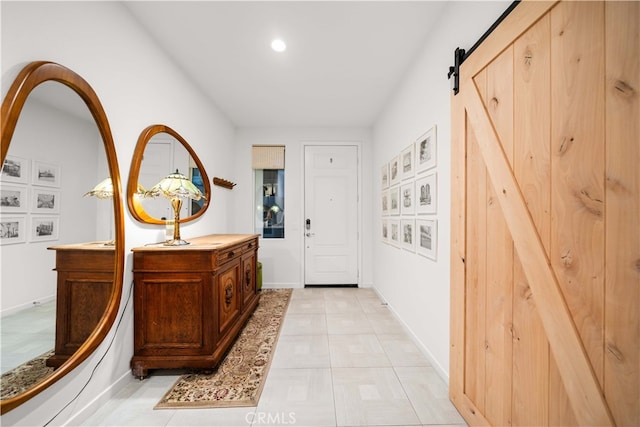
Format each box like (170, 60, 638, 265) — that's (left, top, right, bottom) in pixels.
(305, 232, 315, 237)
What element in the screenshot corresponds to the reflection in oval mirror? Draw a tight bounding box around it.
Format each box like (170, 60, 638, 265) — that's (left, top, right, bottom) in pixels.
(127, 124, 210, 225)
(0, 62, 123, 413)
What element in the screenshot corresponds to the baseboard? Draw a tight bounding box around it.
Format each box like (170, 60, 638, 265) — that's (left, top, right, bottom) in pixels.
(261, 282, 303, 289)
(1, 295, 55, 317)
(372, 287, 449, 385)
(63, 369, 132, 426)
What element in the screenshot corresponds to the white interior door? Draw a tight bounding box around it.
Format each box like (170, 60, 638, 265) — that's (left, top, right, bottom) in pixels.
(304, 145, 358, 285)
(139, 141, 173, 220)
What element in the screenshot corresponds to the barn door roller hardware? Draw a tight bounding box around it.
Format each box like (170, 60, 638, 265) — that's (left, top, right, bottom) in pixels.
(448, 48, 466, 95)
(447, 1, 520, 95)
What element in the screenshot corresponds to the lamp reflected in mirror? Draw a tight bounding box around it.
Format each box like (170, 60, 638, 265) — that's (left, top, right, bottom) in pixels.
(83, 177, 114, 245)
(146, 169, 204, 246)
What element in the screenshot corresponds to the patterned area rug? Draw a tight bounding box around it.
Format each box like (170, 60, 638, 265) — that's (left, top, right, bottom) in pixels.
(155, 288, 292, 409)
(1, 350, 54, 400)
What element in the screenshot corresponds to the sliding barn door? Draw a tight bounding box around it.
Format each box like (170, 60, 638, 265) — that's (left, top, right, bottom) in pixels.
(450, 2, 638, 426)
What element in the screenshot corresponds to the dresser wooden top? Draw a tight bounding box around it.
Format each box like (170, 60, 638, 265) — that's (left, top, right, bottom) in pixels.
(131, 234, 259, 252)
(48, 241, 115, 251)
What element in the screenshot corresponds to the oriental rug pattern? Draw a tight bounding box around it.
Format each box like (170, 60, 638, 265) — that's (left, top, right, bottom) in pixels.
(155, 288, 291, 409)
(1, 350, 54, 400)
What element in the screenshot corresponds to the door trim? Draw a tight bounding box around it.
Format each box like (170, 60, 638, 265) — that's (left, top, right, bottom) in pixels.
(301, 141, 362, 287)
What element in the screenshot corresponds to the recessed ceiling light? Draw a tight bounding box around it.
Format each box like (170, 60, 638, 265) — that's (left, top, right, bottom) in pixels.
(271, 39, 286, 53)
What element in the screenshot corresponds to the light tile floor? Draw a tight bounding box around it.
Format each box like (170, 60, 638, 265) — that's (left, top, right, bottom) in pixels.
(82, 288, 466, 427)
(1, 301, 55, 374)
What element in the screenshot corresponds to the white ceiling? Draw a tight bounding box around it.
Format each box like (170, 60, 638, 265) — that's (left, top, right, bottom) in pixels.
(123, 1, 448, 128)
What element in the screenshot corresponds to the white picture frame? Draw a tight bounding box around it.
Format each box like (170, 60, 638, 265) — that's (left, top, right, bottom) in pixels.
(389, 186, 400, 216)
(30, 216, 59, 242)
(31, 187, 61, 213)
(0, 185, 28, 213)
(401, 218, 415, 252)
(415, 126, 437, 174)
(381, 163, 389, 189)
(381, 217, 389, 243)
(417, 219, 437, 260)
(0, 215, 26, 245)
(389, 155, 400, 187)
(32, 160, 61, 187)
(400, 181, 415, 215)
(389, 218, 400, 247)
(381, 190, 389, 216)
(400, 143, 415, 180)
(1, 155, 29, 184)
(415, 172, 437, 215)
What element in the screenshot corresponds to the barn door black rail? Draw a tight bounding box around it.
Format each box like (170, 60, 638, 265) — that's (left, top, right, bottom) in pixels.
(448, 0, 520, 95)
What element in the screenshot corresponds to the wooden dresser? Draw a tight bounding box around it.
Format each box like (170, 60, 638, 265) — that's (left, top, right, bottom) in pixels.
(130, 234, 260, 378)
(46, 242, 115, 369)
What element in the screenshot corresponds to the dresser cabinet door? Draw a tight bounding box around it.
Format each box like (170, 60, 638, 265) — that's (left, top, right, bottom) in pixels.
(241, 251, 257, 309)
(135, 275, 213, 355)
(216, 260, 240, 338)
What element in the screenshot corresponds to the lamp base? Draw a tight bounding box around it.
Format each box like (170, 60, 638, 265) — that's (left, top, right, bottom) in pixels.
(163, 238, 191, 246)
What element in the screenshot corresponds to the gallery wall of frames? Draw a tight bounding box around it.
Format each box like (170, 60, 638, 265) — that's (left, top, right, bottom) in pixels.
(381, 126, 437, 260)
(0, 155, 62, 244)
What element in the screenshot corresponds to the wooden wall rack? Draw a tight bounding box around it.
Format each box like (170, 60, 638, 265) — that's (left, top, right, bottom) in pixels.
(213, 177, 236, 190)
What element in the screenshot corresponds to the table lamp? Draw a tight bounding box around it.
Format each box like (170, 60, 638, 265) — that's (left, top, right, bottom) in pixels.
(147, 169, 204, 246)
(83, 177, 115, 246)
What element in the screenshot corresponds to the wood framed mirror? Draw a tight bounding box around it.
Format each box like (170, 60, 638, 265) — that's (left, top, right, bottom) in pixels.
(0, 61, 124, 413)
(127, 124, 210, 225)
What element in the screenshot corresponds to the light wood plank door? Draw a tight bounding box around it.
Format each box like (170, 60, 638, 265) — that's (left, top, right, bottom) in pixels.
(450, 2, 639, 426)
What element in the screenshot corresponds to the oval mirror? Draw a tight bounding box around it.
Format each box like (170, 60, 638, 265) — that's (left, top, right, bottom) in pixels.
(0, 61, 123, 413)
(127, 124, 210, 225)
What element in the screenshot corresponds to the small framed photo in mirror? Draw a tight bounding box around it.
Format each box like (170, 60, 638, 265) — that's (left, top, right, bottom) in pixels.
(31, 187, 60, 213)
(30, 216, 59, 242)
(1, 155, 30, 184)
(32, 160, 61, 187)
(0, 185, 28, 213)
(0, 215, 26, 245)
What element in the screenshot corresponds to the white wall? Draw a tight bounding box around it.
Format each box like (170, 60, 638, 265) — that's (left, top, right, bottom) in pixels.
(1, 2, 235, 425)
(372, 0, 510, 380)
(232, 127, 373, 289)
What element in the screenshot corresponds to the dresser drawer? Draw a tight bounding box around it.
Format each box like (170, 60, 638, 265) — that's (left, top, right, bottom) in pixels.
(217, 238, 258, 265)
(217, 244, 243, 265)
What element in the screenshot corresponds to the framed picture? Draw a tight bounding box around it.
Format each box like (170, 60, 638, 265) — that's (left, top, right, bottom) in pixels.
(415, 172, 437, 215)
(415, 126, 437, 174)
(381, 190, 389, 216)
(400, 182, 415, 215)
(0, 185, 28, 213)
(389, 156, 400, 187)
(31, 187, 61, 213)
(381, 218, 389, 243)
(30, 216, 59, 242)
(401, 218, 415, 252)
(1, 155, 29, 184)
(0, 216, 26, 245)
(381, 163, 389, 189)
(400, 143, 415, 180)
(417, 219, 437, 260)
(389, 219, 400, 247)
(389, 186, 400, 216)
(32, 160, 61, 187)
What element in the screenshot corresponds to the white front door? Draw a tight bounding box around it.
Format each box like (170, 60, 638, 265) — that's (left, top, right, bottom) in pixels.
(304, 145, 359, 285)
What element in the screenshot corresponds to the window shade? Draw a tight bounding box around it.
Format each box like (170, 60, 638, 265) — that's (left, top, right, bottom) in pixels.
(252, 145, 285, 169)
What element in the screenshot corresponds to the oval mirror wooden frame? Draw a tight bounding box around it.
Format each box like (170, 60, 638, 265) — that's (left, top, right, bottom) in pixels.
(127, 124, 211, 225)
(0, 61, 124, 414)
